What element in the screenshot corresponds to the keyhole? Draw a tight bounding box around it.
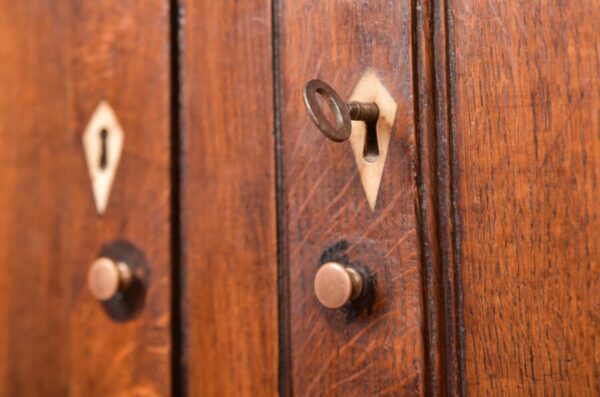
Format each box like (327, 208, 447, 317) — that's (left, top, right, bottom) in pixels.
(363, 121, 379, 163)
(99, 128, 109, 170)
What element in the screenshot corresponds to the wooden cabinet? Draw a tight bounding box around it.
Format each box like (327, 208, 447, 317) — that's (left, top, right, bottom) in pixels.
(0, 0, 598, 396)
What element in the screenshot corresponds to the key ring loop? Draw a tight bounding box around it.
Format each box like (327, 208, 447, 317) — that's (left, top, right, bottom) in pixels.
(303, 79, 351, 142)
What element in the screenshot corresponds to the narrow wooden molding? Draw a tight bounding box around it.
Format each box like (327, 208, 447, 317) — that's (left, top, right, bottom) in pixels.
(412, 0, 464, 395)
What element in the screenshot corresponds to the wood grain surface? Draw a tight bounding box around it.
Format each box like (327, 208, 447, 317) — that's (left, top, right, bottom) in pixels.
(451, 0, 600, 394)
(414, 0, 464, 394)
(279, 1, 426, 395)
(181, 0, 279, 396)
(0, 1, 172, 395)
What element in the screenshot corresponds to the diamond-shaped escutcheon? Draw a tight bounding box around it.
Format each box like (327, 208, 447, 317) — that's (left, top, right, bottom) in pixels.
(348, 71, 397, 211)
(82, 100, 124, 215)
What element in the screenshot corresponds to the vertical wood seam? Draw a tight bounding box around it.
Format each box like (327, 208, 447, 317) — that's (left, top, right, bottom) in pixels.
(442, 0, 466, 394)
(169, 0, 187, 395)
(273, 0, 292, 394)
(413, 0, 445, 394)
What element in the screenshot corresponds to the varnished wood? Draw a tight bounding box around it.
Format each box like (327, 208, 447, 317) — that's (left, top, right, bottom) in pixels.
(181, 0, 279, 396)
(450, 0, 600, 394)
(414, 0, 464, 394)
(0, 1, 172, 395)
(279, 1, 426, 395)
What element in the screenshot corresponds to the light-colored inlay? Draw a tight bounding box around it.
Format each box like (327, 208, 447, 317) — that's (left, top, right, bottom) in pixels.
(82, 100, 124, 214)
(348, 71, 397, 211)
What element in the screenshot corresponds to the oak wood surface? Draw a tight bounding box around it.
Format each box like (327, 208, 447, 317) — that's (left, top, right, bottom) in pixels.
(279, 1, 426, 395)
(0, 1, 172, 395)
(451, 0, 600, 394)
(181, 0, 279, 396)
(414, 0, 464, 394)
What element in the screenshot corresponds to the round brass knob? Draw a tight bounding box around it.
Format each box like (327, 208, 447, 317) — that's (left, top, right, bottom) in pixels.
(314, 262, 363, 309)
(87, 257, 133, 301)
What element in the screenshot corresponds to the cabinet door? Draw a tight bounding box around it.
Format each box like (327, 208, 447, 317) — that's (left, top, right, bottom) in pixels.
(279, 2, 428, 395)
(450, 0, 600, 395)
(0, 1, 172, 395)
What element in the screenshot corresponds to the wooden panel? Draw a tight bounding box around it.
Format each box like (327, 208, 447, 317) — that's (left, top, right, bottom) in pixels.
(182, 1, 278, 396)
(414, 0, 464, 394)
(451, 0, 600, 394)
(279, 1, 426, 395)
(0, 1, 171, 395)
